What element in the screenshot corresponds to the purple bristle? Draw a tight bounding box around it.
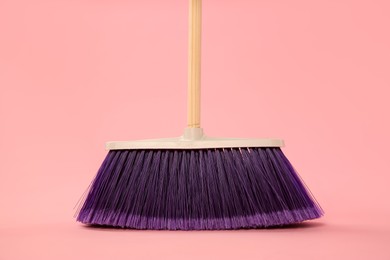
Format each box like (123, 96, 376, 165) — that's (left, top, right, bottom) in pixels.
(77, 147, 323, 230)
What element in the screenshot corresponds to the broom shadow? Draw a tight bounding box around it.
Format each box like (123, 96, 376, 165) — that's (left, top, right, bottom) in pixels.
(80, 221, 325, 232)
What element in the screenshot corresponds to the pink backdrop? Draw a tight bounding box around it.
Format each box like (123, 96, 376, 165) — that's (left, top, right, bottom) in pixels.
(1, 0, 389, 259)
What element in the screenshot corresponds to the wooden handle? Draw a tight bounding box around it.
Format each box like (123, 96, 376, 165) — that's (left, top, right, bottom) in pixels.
(187, 0, 202, 128)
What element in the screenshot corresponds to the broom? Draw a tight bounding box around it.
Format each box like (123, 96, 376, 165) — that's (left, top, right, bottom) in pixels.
(77, 0, 323, 230)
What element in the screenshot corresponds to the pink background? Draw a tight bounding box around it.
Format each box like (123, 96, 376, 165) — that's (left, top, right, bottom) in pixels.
(1, 0, 389, 259)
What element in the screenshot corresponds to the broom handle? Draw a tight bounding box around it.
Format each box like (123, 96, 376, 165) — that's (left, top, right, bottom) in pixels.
(187, 0, 202, 128)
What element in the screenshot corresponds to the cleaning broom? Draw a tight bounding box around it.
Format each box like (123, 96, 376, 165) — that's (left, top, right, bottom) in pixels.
(77, 0, 323, 230)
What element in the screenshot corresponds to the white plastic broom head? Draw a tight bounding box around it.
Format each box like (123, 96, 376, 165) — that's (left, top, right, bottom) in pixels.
(106, 128, 284, 150)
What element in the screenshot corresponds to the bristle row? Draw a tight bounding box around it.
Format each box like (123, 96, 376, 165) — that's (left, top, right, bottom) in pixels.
(77, 148, 323, 230)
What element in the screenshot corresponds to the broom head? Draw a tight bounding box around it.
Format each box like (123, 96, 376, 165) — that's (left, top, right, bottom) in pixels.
(77, 128, 323, 230)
